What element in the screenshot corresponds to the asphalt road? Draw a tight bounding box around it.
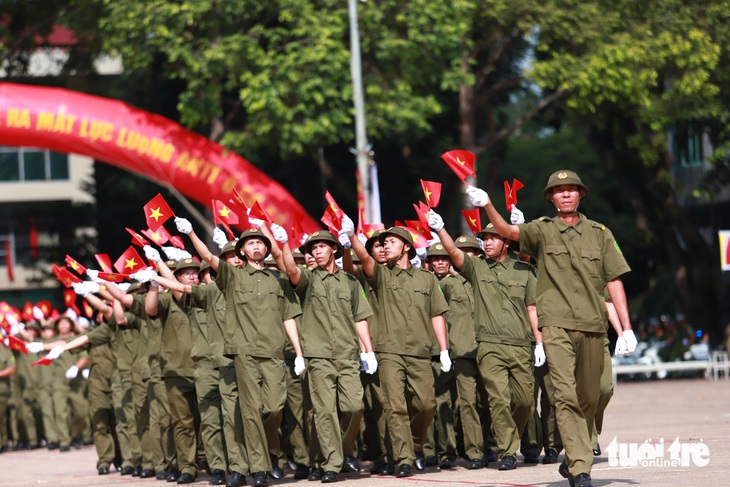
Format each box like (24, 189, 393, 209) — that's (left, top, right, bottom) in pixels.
(0, 377, 727, 487)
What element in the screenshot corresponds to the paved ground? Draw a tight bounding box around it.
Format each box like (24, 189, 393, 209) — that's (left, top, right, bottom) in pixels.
(1, 378, 728, 487)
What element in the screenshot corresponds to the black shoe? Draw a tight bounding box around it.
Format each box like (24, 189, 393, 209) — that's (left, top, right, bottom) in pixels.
(321, 471, 338, 483)
(122, 466, 136, 476)
(498, 456, 517, 471)
(141, 469, 156, 478)
(48, 442, 59, 450)
(253, 471, 269, 487)
(523, 453, 540, 464)
(211, 469, 226, 485)
(396, 464, 413, 478)
(227, 472, 246, 487)
(133, 466, 143, 477)
(559, 460, 575, 487)
(341, 455, 360, 473)
(157, 471, 169, 480)
(72, 440, 83, 450)
(98, 466, 111, 475)
(593, 443, 601, 456)
(466, 458, 484, 469)
(439, 458, 454, 470)
(59, 445, 71, 452)
(414, 455, 425, 471)
(113, 458, 122, 471)
(542, 448, 559, 464)
(167, 468, 181, 482)
(294, 464, 310, 480)
(424, 455, 439, 467)
(177, 473, 195, 484)
(308, 468, 324, 481)
(574, 473, 593, 487)
(485, 450, 498, 463)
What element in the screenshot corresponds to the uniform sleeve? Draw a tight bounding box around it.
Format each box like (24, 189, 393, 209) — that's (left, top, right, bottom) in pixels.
(86, 324, 112, 346)
(351, 279, 373, 322)
(280, 275, 303, 321)
(294, 268, 312, 299)
(189, 285, 208, 309)
(441, 277, 453, 302)
(601, 228, 631, 281)
(130, 293, 145, 318)
(524, 264, 537, 306)
(155, 293, 170, 320)
(428, 273, 449, 317)
(518, 221, 542, 259)
(366, 262, 383, 290)
(215, 260, 232, 292)
(123, 311, 142, 330)
(458, 254, 477, 284)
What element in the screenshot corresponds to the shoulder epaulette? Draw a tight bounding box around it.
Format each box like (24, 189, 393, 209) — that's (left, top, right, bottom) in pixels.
(538, 216, 552, 222)
(589, 221, 607, 231)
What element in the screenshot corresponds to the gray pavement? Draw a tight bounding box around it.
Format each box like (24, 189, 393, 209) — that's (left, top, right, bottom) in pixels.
(1, 378, 728, 487)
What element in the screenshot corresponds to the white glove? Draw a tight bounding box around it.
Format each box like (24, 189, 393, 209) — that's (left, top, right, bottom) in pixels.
(72, 282, 88, 297)
(410, 256, 422, 268)
(427, 210, 444, 232)
(363, 352, 378, 375)
(248, 217, 264, 228)
(47, 345, 65, 360)
(335, 257, 343, 269)
(161, 246, 178, 261)
(32, 306, 45, 321)
(27, 342, 45, 354)
(131, 269, 155, 283)
(86, 269, 99, 281)
(360, 352, 369, 372)
(338, 231, 352, 250)
(293, 356, 306, 376)
(144, 245, 161, 263)
(83, 281, 100, 295)
(510, 205, 525, 225)
(117, 282, 132, 292)
(614, 336, 628, 356)
(64, 308, 78, 322)
(534, 343, 546, 367)
(176, 250, 192, 260)
(357, 233, 368, 245)
(623, 330, 638, 356)
(340, 215, 355, 237)
(212, 227, 228, 249)
(175, 217, 192, 234)
(65, 365, 79, 379)
(476, 237, 484, 250)
(81, 368, 90, 379)
(5, 313, 18, 328)
(78, 317, 90, 329)
(466, 185, 489, 207)
(271, 223, 288, 244)
(439, 350, 452, 373)
(416, 246, 427, 260)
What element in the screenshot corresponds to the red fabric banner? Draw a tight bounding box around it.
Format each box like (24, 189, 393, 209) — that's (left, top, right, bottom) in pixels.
(0, 82, 320, 234)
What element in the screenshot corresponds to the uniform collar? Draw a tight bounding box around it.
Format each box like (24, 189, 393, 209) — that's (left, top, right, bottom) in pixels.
(313, 267, 343, 281)
(554, 212, 586, 234)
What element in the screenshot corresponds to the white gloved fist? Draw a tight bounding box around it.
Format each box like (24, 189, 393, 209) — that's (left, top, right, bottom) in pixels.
(82, 368, 90, 379)
(614, 336, 628, 356)
(623, 330, 638, 356)
(212, 227, 228, 249)
(117, 282, 132, 292)
(428, 210, 444, 232)
(363, 352, 378, 375)
(534, 343, 546, 367)
(340, 215, 355, 237)
(144, 245, 161, 263)
(32, 306, 45, 321)
(175, 217, 192, 235)
(248, 217, 264, 228)
(161, 246, 178, 261)
(131, 269, 155, 284)
(410, 256, 422, 268)
(72, 282, 88, 297)
(476, 237, 484, 250)
(338, 231, 352, 250)
(440, 350, 452, 373)
(360, 352, 368, 372)
(510, 205, 525, 225)
(27, 342, 45, 354)
(416, 246, 427, 261)
(176, 250, 192, 260)
(65, 365, 79, 379)
(271, 223, 288, 244)
(466, 185, 489, 207)
(47, 345, 65, 360)
(293, 356, 306, 376)
(64, 309, 78, 322)
(83, 281, 101, 295)
(86, 269, 99, 281)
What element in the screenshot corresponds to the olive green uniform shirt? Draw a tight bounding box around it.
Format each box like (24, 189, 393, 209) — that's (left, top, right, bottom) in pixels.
(154, 292, 195, 379)
(216, 260, 302, 358)
(188, 283, 231, 367)
(295, 267, 373, 359)
(130, 293, 163, 381)
(355, 267, 381, 345)
(519, 214, 631, 334)
(0, 346, 14, 395)
(367, 263, 449, 358)
(441, 274, 477, 358)
(460, 254, 537, 348)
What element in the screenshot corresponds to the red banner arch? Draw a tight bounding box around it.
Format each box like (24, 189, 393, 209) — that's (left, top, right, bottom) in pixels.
(0, 82, 319, 234)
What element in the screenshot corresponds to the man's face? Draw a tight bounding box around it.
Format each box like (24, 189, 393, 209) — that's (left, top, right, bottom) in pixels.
(483, 235, 507, 259)
(221, 250, 242, 267)
(176, 268, 199, 286)
(551, 184, 581, 214)
(370, 241, 387, 264)
(304, 252, 316, 268)
(243, 238, 267, 261)
(429, 255, 451, 276)
(199, 269, 212, 284)
(383, 236, 408, 261)
(311, 241, 335, 267)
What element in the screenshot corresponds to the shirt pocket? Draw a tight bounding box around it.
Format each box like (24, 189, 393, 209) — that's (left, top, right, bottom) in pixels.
(412, 283, 431, 309)
(235, 289, 255, 305)
(336, 291, 353, 317)
(580, 250, 603, 279)
(478, 274, 499, 295)
(545, 245, 570, 271)
(508, 279, 527, 300)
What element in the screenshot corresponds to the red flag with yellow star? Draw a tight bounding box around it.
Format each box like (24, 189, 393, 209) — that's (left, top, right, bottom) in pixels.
(5, 334, 28, 355)
(420, 180, 442, 208)
(35, 301, 52, 318)
(412, 201, 431, 224)
(441, 150, 476, 182)
(114, 246, 146, 275)
(249, 200, 273, 224)
(461, 209, 481, 234)
(324, 191, 344, 227)
(126, 228, 151, 248)
(143, 193, 175, 231)
(394, 223, 430, 249)
(404, 220, 434, 240)
(82, 300, 94, 318)
(212, 199, 240, 226)
(63, 289, 81, 315)
(97, 272, 126, 283)
(504, 179, 525, 212)
(32, 356, 53, 367)
(64, 255, 87, 275)
(95, 254, 113, 273)
(52, 264, 83, 288)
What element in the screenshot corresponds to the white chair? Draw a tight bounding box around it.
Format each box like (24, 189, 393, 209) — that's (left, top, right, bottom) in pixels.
(711, 351, 729, 380)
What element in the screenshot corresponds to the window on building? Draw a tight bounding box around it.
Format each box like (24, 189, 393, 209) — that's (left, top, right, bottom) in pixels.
(0, 147, 70, 182)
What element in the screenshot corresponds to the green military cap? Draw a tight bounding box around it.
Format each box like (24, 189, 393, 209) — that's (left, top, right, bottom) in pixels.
(292, 246, 305, 260)
(234, 228, 272, 261)
(126, 282, 143, 294)
(198, 260, 213, 278)
(302, 230, 343, 258)
(378, 226, 417, 259)
(174, 258, 200, 274)
(542, 169, 589, 202)
(349, 248, 361, 264)
(219, 239, 238, 258)
(365, 229, 384, 256)
(454, 235, 484, 255)
(41, 322, 56, 331)
(26, 322, 42, 334)
(427, 242, 449, 258)
(164, 259, 178, 271)
(477, 223, 501, 239)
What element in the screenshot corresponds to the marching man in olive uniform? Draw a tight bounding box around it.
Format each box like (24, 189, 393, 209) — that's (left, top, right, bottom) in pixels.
(470, 170, 635, 487)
